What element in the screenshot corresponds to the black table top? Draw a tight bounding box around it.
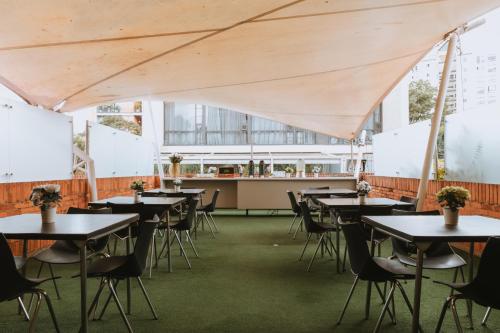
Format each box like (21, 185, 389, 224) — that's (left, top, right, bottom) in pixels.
(362, 215, 500, 243)
(143, 188, 205, 195)
(89, 196, 186, 207)
(300, 188, 357, 196)
(0, 213, 139, 241)
(318, 197, 413, 208)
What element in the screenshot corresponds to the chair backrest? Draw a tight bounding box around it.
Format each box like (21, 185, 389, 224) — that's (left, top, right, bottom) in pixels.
(299, 201, 322, 233)
(341, 223, 372, 275)
(184, 198, 199, 229)
(209, 189, 220, 210)
(0, 234, 26, 301)
(67, 207, 112, 214)
(106, 202, 146, 220)
(132, 218, 159, 274)
(472, 237, 500, 308)
(359, 205, 394, 216)
(287, 191, 301, 214)
(399, 196, 418, 211)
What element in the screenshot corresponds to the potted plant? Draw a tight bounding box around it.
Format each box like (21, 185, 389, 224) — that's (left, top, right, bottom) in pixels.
(207, 166, 217, 176)
(29, 184, 62, 224)
(169, 153, 183, 177)
(436, 186, 470, 226)
(356, 180, 371, 204)
(284, 166, 294, 178)
(312, 166, 321, 178)
(130, 180, 146, 203)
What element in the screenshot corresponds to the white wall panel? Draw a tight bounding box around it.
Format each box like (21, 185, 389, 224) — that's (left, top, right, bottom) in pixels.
(445, 109, 500, 184)
(88, 122, 154, 178)
(0, 100, 73, 183)
(373, 120, 431, 178)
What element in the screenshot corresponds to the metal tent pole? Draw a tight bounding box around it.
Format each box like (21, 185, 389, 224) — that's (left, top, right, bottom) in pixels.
(415, 33, 457, 211)
(354, 130, 366, 180)
(146, 98, 166, 189)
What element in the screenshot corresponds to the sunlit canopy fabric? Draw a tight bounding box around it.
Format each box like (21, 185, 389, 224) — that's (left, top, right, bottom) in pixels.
(0, 0, 498, 139)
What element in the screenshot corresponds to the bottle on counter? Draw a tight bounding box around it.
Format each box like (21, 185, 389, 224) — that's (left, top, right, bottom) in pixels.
(248, 160, 254, 178)
(259, 160, 265, 178)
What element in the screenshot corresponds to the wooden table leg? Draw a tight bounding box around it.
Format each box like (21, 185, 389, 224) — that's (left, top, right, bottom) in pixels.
(79, 243, 88, 333)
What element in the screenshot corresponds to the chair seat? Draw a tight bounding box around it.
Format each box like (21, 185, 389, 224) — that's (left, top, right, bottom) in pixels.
(396, 253, 466, 269)
(32, 247, 81, 264)
(369, 257, 416, 280)
(316, 222, 338, 231)
(436, 280, 500, 310)
(86, 255, 138, 278)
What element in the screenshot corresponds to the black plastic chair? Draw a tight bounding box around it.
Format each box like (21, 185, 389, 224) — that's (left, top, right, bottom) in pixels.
(359, 205, 394, 255)
(85, 218, 160, 332)
(298, 201, 338, 272)
(399, 196, 418, 211)
(286, 190, 303, 235)
(31, 207, 112, 299)
(158, 198, 199, 269)
(0, 234, 60, 332)
(391, 209, 466, 272)
(337, 223, 421, 333)
(435, 236, 500, 332)
(196, 189, 220, 237)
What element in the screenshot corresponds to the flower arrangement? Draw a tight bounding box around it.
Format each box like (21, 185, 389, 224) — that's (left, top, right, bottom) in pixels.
(29, 184, 62, 210)
(207, 166, 217, 174)
(312, 166, 321, 174)
(436, 186, 470, 211)
(284, 166, 294, 174)
(356, 181, 371, 196)
(169, 153, 183, 164)
(130, 180, 146, 192)
(173, 178, 183, 186)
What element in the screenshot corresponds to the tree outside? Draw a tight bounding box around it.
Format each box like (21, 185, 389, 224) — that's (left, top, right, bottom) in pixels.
(99, 115, 142, 135)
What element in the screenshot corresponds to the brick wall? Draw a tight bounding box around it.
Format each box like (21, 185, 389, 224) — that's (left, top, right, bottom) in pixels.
(2, 176, 158, 255)
(365, 175, 500, 255)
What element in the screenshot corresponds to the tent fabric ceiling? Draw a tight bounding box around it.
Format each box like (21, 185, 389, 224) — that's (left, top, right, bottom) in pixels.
(0, 0, 499, 139)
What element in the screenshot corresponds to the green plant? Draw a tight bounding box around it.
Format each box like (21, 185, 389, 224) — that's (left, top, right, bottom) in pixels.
(130, 180, 147, 192)
(169, 153, 183, 164)
(284, 166, 294, 174)
(436, 186, 470, 210)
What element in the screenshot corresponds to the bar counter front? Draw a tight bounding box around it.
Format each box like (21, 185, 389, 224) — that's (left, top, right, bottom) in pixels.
(163, 177, 357, 210)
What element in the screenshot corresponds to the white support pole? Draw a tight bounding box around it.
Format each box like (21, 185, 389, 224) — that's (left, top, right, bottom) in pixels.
(146, 98, 166, 189)
(416, 33, 458, 211)
(354, 130, 366, 180)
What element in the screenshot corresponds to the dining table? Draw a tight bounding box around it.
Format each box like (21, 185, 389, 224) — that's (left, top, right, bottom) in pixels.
(299, 188, 357, 198)
(361, 214, 500, 333)
(318, 197, 414, 273)
(0, 213, 139, 333)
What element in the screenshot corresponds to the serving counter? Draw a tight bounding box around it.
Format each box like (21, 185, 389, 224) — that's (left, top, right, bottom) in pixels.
(163, 177, 357, 209)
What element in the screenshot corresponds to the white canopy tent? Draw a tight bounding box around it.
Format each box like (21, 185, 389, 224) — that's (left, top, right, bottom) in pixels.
(0, 0, 499, 139)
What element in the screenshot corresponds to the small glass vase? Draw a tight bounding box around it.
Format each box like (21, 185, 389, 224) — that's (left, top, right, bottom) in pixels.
(174, 185, 181, 192)
(41, 206, 56, 224)
(444, 207, 459, 226)
(359, 194, 366, 204)
(314, 173, 319, 178)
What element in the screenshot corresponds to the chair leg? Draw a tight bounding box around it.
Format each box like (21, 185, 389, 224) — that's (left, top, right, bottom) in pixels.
(148, 231, 156, 278)
(288, 214, 298, 234)
(17, 297, 30, 321)
(136, 277, 158, 320)
(47, 264, 61, 299)
(185, 231, 199, 257)
(292, 217, 304, 240)
(174, 231, 191, 269)
(373, 282, 396, 333)
(374, 283, 395, 323)
(97, 279, 120, 320)
(337, 276, 359, 325)
(342, 243, 348, 272)
(435, 297, 452, 333)
(40, 290, 61, 333)
(87, 278, 106, 320)
(203, 213, 216, 239)
(208, 213, 219, 232)
(28, 293, 42, 333)
(395, 281, 424, 333)
(307, 234, 325, 272)
(298, 233, 312, 261)
(450, 298, 464, 333)
(107, 279, 133, 333)
(482, 307, 492, 326)
(28, 262, 45, 312)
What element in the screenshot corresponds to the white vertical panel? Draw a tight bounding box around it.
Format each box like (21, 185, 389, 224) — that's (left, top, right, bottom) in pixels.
(88, 122, 154, 177)
(373, 120, 431, 178)
(7, 101, 73, 182)
(0, 103, 10, 182)
(445, 109, 500, 183)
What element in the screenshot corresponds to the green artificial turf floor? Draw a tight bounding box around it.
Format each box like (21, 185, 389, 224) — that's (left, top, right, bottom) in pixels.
(0, 212, 498, 332)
